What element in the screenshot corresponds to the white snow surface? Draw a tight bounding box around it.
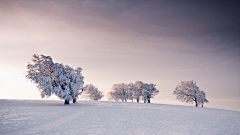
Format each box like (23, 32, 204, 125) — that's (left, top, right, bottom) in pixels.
(0, 100, 239, 135)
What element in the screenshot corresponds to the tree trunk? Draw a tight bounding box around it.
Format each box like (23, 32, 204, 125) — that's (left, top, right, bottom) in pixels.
(148, 99, 150, 103)
(144, 100, 146, 103)
(137, 98, 139, 103)
(73, 99, 77, 103)
(195, 101, 197, 107)
(64, 100, 69, 105)
(202, 105, 203, 107)
(125, 98, 127, 102)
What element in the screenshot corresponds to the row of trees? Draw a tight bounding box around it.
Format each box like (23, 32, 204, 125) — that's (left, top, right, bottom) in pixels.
(107, 80, 209, 107)
(26, 54, 209, 107)
(26, 54, 104, 104)
(108, 81, 159, 103)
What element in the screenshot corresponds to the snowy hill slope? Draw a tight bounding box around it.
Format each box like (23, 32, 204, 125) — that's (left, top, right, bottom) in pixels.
(0, 100, 239, 135)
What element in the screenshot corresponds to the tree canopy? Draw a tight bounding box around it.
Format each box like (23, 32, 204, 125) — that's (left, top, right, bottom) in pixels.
(173, 80, 209, 107)
(82, 84, 104, 101)
(26, 54, 84, 104)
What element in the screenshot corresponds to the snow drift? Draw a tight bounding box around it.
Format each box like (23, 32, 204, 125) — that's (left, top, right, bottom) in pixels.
(0, 100, 239, 135)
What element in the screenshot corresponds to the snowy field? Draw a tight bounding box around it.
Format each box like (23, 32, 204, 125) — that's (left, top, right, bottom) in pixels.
(0, 100, 239, 135)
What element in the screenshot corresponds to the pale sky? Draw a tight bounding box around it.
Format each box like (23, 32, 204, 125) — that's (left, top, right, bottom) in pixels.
(0, 0, 239, 111)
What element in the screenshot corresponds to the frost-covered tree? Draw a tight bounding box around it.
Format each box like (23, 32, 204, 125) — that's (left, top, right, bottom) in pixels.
(26, 54, 84, 104)
(109, 83, 129, 102)
(127, 83, 135, 102)
(133, 81, 144, 103)
(142, 83, 159, 103)
(54, 65, 84, 104)
(108, 91, 119, 101)
(108, 81, 159, 103)
(26, 54, 55, 98)
(173, 80, 208, 107)
(82, 84, 104, 101)
(198, 91, 209, 107)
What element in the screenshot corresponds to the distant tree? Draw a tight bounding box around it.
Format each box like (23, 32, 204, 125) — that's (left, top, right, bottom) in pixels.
(82, 84, 104, 101)
(133, 81, 144, 103)
(108, 91, 119, 101)
(127, 83, 135, 102)
(173, 80, 208, 107)
(26, 54, 84, 104)
(198, 91, 209, 107)
(109, 83, 129, 102)
(142, 83, 159, 103)
(108, 81, 159, 103)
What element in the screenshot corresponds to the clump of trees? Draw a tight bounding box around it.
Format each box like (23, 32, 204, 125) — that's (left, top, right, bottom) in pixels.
(108, 81, 159, 103)
(26, 54, 104, 104)
(82, 84, 104, 101)
(173, 80, 209, 107)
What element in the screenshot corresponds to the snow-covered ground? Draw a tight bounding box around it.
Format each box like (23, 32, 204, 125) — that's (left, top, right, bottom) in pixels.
(0, 100, 239, 135)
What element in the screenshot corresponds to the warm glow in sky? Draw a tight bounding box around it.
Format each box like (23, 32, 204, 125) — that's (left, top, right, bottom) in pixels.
(0, 0, 239, 111)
